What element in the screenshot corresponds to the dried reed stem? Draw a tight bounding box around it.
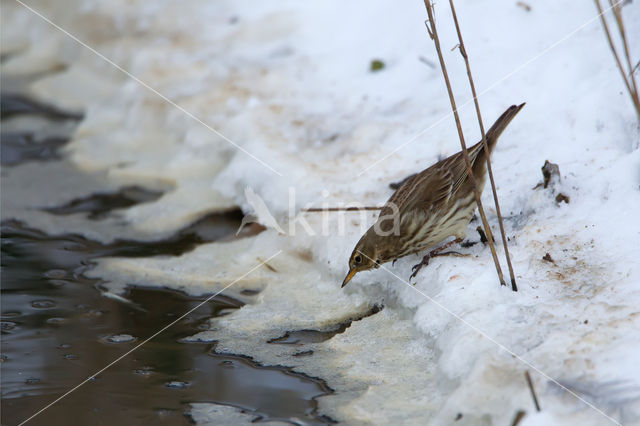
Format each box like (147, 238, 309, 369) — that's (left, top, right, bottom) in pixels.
(447, 0, 517, 291)
(422, 0, 506, 287)
(609, 0, 638, 96)
(525, 371, 541, 411)
(595, 0, 640, 121)
(302, 206, 382, 212)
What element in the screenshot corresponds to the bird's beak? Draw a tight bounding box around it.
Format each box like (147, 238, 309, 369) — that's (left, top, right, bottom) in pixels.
(342, 268, 357, 288)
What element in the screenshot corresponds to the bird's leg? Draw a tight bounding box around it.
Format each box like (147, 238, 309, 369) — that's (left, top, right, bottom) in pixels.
(410, 238, 464, 280)
(427, 238, 464, 257)
(476, 226, 489, 244)
(409, 256, 431, 281)
(431, 251, 470, 258)
(460, 226, 493, 248)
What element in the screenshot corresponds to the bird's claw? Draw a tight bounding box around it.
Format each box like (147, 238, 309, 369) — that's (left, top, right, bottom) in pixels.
(409, 255, 430, 281)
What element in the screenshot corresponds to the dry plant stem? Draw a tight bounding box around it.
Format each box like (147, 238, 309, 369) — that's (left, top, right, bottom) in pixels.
(302, 206, 382, 212)
(595, 0, 640, 121)
(609, 0, 638, 95)
(510, 410, 527, 426)
(422, 0, 506, 286)
(525, 371, 541, 412)
(448, 0, 517, 291)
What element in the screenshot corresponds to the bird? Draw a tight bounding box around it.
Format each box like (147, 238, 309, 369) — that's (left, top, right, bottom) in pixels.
(342, 103, 525, 288)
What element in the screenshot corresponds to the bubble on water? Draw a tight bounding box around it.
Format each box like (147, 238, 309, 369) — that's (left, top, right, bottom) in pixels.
(57, 343, 71, 349)
(46, 317, 67, 325)
(31, 299, 56, 309)
(103, 334, 136, 343)
(1, 321, 17, 331)
(25, 377, 41, 384)
(82, 309, 104, 319)
(155, 408, 178, 418)
(43, 269, 66, 279)
(133, 366, 154, 377)
(1, 311, 21, 318)
(64, 353, 79, 360)
(164, 381, 191, 389)
(48, 279, 69, 288)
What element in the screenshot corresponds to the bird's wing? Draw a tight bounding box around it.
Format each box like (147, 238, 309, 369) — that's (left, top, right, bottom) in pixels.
(407, 167, 455, 211)
(380, 140, 484, 217)
(382, 167, 454, 216)
(439, 141, 485, 196)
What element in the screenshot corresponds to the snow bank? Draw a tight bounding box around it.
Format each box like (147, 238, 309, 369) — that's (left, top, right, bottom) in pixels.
(3, 0, 639, 424)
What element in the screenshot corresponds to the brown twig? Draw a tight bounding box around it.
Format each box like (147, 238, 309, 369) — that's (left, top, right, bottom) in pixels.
(609, 0, 638, 96)
(511, 410, 527, 426)
(448, 0, 518, 291)
(525, 371, 541, 412)
(301, 206, 382, 212)
(422, 0, 506, 286)
(595, 0, 640, 122)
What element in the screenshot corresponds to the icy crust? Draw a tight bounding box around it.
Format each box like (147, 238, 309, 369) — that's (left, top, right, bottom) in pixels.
(89, 204, 640, 425)
(4, 0, 640, 424)
(189, 403, 291, 426)
(89, 223, 447, 424)
(2, 0, 239, 239)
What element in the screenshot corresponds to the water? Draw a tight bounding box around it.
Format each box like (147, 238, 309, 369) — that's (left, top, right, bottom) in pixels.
(0, 220, 332, 425)
(0, 93, 333, 425)
(42, 186, 164, 220)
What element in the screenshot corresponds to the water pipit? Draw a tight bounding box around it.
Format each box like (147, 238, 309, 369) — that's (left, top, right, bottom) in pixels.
(342, 103, 525, 287)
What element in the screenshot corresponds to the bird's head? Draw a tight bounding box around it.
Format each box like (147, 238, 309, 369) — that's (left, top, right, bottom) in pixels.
(342, 232, 381, 288)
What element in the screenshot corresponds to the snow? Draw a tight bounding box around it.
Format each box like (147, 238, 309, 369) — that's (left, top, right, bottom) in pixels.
(2, 0, 639, 424)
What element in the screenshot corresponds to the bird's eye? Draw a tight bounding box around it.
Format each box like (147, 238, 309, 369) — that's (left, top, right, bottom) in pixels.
(354, 255, 362, 263)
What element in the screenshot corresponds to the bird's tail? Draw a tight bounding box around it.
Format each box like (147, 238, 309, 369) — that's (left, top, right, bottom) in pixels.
(485, 102, 525, 151)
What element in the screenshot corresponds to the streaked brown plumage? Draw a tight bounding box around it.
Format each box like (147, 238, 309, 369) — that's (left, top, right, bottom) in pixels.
(342, 103, 525, 287)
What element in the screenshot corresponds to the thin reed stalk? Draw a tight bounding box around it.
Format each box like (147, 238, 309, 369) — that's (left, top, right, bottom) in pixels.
(595, 0, 640, 122)
(422, 0, 506, 287)
(447, 0, 518, 291)
(302, 206, 382, 212)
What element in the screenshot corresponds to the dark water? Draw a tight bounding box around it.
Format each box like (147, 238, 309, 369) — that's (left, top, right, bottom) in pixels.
(0, 221, 332, 425)
(1, 94, 333, 425)
(268, 305, 382, 346)
(42, 186, 164, 220)
(0, 93, 83, 167)
(0, 94, 83, 121)
(0, 132, 70, 166)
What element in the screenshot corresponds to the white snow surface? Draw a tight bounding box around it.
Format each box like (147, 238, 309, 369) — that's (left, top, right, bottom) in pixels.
(3, 0, 640, 424)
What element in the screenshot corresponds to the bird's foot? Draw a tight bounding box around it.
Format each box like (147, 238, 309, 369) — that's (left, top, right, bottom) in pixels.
(410, 255, 431, 281)
(475, 226, 495, 245)
(408, 238, 466, 281)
